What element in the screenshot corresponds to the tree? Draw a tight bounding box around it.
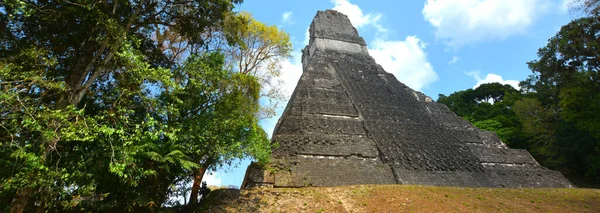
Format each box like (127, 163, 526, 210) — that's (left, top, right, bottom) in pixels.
(219, 12, 292, 119)
(521, 15, 600, 180)
(437, 88, 477, 118)
(159, 53, 271, 211)
(0, 33, 197, 212)
(0, 1, 280, 211)
(569, 0, 600, 16)
(146, 18, 289, 207)
(437, 83, 526, 147)
(523, 16, 600, 134)
(513, 98, 555, 149)
(473, 83, 517, 103)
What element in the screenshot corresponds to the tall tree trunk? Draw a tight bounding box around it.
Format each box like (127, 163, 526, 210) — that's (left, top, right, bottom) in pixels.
(186, 159, 213, 212)
(10, 188, 30, 213)
(187, 163, 210, 205)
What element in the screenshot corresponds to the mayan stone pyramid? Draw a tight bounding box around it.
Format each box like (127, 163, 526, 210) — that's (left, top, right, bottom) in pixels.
(242, 10, 572, 188)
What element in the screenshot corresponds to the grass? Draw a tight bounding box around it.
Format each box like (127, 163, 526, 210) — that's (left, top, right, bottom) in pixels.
(198, 184, 600, 212)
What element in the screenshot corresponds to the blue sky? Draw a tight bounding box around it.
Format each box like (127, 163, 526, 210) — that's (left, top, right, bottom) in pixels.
(203, 0, 576, 187)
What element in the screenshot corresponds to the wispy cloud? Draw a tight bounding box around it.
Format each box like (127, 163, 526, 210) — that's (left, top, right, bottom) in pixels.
(448, 56, 459, 65)
(281, 11, 294, 25)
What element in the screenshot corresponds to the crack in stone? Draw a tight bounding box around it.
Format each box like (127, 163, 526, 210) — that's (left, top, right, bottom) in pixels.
(481, 162, 534, 167)
(320, 114, 359, 119)
(297, 153, 377, 161)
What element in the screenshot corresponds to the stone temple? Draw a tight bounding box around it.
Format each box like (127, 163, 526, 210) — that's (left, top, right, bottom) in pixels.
(242, 10, 572, 188)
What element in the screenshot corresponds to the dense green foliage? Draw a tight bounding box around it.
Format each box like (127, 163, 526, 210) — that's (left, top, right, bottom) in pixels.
(438, 15, 600, 183)
(519, 15, 600, 180)
(438, 83, 527, 148)
(0, 0, 287, 212)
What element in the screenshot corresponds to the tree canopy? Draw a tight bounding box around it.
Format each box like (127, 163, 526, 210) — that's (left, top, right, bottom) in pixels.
(519, 15, 600, 180)
(437, 83, 524, 147)
(219, 12, 292, 119)
(0, 1, 285, 212)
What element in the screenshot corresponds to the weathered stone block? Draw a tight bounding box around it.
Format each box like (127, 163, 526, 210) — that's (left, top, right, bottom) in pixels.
(241, 162, 274, 189)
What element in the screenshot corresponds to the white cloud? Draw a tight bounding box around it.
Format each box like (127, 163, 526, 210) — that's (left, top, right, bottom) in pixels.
(303, 27, 310, 45)
(202, 171, 222, 186)
(331, 0, 386, 32)
(260, 51, 303, 137)
(422, 0, 550, 48)
(281, 12, 294, 25)
(449, 56, 459, 65)
(278, 52, 303, 100)
(560, 0, 575, 13)
(368, 36, 439, 91)
(465, 71, 520, 89)
(167, 170, 223, 205)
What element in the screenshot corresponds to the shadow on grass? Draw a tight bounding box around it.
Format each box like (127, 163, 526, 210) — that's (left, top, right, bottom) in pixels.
(567, 176, 600, 189)
(197, 189, 267, 213)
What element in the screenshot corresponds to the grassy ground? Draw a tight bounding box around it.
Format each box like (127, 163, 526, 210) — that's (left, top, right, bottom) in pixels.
(198, 184, 600, 212)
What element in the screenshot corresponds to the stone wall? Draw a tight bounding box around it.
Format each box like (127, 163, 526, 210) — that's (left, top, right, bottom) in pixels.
(242, 10, 573, 189)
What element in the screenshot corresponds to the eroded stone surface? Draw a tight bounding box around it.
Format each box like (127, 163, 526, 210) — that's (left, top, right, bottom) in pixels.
(242, 10, 572, 189)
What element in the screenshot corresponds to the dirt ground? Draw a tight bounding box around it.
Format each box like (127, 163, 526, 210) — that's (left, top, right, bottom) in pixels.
(199, 184, 600, 213)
